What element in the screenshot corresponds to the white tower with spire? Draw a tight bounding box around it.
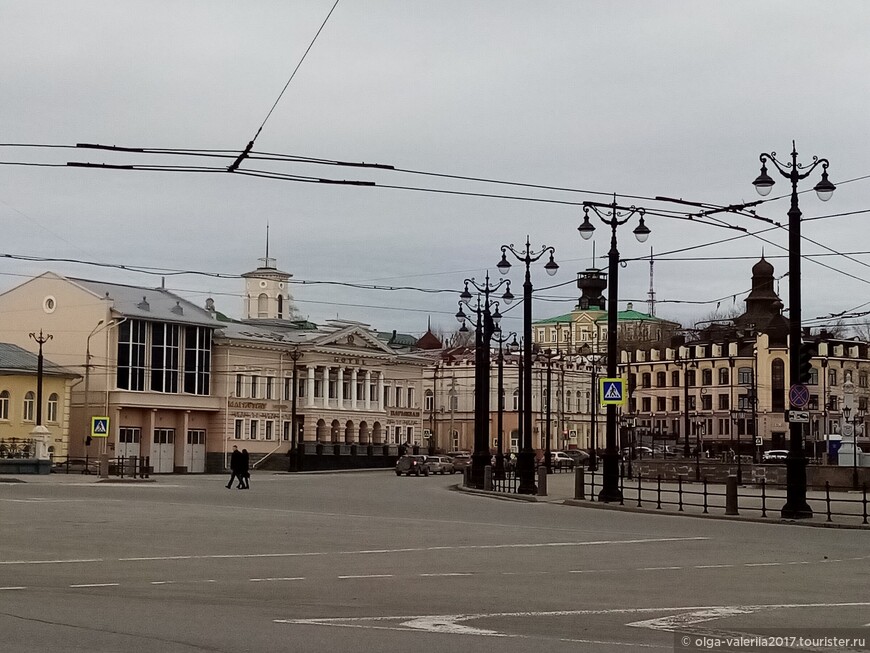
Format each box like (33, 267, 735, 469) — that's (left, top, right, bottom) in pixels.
(241, 225, 297, 320)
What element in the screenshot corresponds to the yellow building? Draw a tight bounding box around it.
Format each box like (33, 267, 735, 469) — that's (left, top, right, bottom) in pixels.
(0, 342, 79, 461)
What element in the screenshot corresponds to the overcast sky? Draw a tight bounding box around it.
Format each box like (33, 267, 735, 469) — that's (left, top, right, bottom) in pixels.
(2, 1, 869, 341)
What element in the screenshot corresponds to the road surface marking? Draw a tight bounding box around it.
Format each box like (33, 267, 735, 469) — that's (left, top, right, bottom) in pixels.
(640, 566, 682, 571)
(694, 564, 734, 569)
(277, 602, 870, 642)
(0, 558, 103, 565)
(419, 573, 472, 577)
(69, 583, 119, 588)
(0, 586, 26, 590)
(744, 562, 782, 567)
(250, 577, 305, 582)
(338, 574, 393, 579)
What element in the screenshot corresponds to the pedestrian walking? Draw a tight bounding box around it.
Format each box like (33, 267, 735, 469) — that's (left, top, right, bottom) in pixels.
(226, 446, 243, 489)
(240, 448, 250, 489)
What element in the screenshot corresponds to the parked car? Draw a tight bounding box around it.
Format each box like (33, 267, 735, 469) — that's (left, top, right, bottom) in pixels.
(424, 455, 456, 474)
(50, 457, 99, 474)
(395, 455, 430, 476)
(447, 451, 471, 471)
(653, 446, 678, 458)
(762, 449, 789, 463)
(562, 449, 590, 467)
(542, 451, 575, 471)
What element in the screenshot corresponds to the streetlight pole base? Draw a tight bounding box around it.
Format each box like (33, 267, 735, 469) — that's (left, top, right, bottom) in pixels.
(597, 452, 623, 503)
(780, 454, 813, 519)
(516, 450, 537, 494)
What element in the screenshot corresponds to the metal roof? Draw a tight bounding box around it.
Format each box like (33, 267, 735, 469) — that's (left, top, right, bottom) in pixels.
(0, 343, 77, 376)
(70, 277, 219, 328)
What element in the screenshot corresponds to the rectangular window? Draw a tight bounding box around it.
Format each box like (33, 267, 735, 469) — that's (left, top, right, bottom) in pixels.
(343, 380, 351, 401)
(284, 378, 292, 401)
(282, 420, 291, 441)
(314, 379, 322, 398)
(642, 397, 651, 412)
(154, 428, 174, 444)
(183, 326, 211, 395)
(187, 429, 205, 445)
(701, 369, 712, 386)
(829, 369, 838, 387)
(407, 387, 414, 407)
(394, 425, 402, 443)
(328, 378, 337, 399)
(119, 427, 141, 443)
(671, 396, 680, 411)
(424, 392, 434, 412)
(249, 419, 259, 440)
(23, 392, 34, 421)
(671, 371, 680, 387)
(235, 374, 244, 398)
(718, 368, 730, 385)
(718, 394, 730, 410)
(265, 377, 274, 400)
(656, 397, 666, 412)
(395, 386, 402, 407)
(117, 319, 147, 391)
(0, 391, 8, 420)
(250, 375, 260, 399)
(701, 395, 713, 410)
(47, 394, 59, 422)
(264, 420, 274, 441)
(406, 426, 414, 443)
(234, 419, 243, 440)
(150, 323, 180, 393)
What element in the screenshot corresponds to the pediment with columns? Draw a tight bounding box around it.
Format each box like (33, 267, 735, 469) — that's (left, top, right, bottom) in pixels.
(310, 325, 395, 356)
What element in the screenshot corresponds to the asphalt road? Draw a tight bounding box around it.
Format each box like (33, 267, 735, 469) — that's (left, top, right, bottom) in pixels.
(1, 471, 868, 653)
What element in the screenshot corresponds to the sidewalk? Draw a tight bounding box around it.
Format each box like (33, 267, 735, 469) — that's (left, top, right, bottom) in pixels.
(466, 469, 870, 530)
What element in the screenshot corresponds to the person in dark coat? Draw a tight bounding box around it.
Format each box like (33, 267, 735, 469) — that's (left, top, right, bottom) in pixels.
(226, 445, 243, 489)
(239, 449, 250, 489)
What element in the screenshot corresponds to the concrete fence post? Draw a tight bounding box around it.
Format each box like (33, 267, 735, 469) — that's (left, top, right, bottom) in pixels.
(574, 466, 585, 500)
(725, 475, 739, 515)
(484, 465, 493, 491)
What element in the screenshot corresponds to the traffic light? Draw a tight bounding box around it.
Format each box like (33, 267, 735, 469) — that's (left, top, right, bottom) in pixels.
(798, 341, 817, 384)
(85, 435, 92, 447)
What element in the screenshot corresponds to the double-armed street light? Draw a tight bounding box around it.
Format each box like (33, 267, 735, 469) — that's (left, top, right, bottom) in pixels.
(456, 273, 513, 489)
(497, 238, 558, 495)
(540, 348, 561, 474)
(578, 196, 650, 503)
(842, 405, 864, 491)
(752, 142, 835, 519)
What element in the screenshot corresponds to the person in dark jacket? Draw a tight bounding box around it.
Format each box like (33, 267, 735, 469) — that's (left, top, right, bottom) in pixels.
(226, 446, 243, 489)
(239, 449, 250, 489)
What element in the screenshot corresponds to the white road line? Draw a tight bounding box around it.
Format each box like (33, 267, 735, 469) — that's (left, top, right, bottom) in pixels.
(114, 536, 709, 563)
(250, 577, 305, 582)
(0, 558, 103, 565)
(744, 562, 782, 567)
(0, 586, 26, 590)
(694, 564, 734, 569)
(569, 569, 616, 574)
(338, 574, 393, 580)
(69, 583, 119, 588)
(419, 573, 471, 577)
(640, 566, 682, 571)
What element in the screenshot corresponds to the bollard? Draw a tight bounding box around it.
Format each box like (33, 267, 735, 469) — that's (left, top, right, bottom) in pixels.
(637, 473, 643, 508)
(463, 466, 471, 488)
(574, 466, 585, 500)
(144, 456, 150, 479)
(825, 481, 832, 523)
(725, 476, 739, 515)
(678, 475, 684, 511)
(99, 452, 109, 479)
(537, 466, 548, 497)
(484, 465, 493, 491)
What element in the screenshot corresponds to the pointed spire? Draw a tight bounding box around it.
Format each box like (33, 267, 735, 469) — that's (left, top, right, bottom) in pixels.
(258, 223, 276, 269)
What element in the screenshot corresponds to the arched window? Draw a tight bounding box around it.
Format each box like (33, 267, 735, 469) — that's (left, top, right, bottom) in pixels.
(23, 391, 35, 422)
(565, 390, 572, 412)
(0, 390, 8, 420)
(277, 294, 284, 319)
(47, 393, 59, 422)
(424, 389, 434, 412)
(257, 293, 268, 318)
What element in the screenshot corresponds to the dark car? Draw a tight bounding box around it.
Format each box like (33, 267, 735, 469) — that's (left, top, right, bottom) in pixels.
(447, 451, 471, 471)
(562, 449, 591, 467)
(50, 457, 99, 474)
(395, 455, 430, 477)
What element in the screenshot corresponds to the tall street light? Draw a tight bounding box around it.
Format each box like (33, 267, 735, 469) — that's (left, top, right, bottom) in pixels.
(752, 141, 835, 519)
(580, 341, 606, 472)
(842, 406, 864, 491)
(541, 348, 560, 474)
(456, 273, 513, 488)
(288, 346, 302, 472)
(579, 197, 650, 503)
(491, 328, 516, 480)
(497, 237, 558, 495)
(29, 330, 53, 427)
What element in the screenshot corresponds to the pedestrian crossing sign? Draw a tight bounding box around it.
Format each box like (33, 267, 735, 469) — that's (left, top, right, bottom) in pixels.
(599, 378, 626, 406)
(91, 416, 110, 438)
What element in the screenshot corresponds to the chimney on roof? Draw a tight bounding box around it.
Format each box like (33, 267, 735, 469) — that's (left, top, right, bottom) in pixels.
(138, 296, 150, 311)
(171, 301, 184, 316)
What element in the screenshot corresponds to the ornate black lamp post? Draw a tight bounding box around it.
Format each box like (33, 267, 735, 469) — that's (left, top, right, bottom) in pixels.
(541, 348, 561, 474)
(29, 330, 53, 427)
(752, 142, 835, 519)
(497, 237, 558, 494)
(288, 346, 302, 472)
(580, 342, 605, 472)
(456, 273, 513, 488)
(492, 327, 516, 480)
(578, 197, 650, 503)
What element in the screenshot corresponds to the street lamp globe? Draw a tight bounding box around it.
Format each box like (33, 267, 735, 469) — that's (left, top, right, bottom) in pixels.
(752, 162, 776, 196)
(502, 287, 515, 304)
(496, 253, 511, 275)
(544, 254, 559, 276)
(814, 170, 836, 201)
(492, 306, 502, 327)
(459, 285, 473, 306)
(632, 215, 651, 243)
(578, 210, 595, 240)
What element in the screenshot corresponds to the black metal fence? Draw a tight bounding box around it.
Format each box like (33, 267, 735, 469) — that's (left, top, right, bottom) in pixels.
(0, 437, 36, 459)
(492, 468, 521, 493)
(50, 455, 150, 479)
(584, 467, 869, 526)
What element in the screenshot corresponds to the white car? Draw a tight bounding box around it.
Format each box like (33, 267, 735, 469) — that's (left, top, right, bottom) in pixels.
(550, 451, 576, 470)
(762, 449, 789, 463)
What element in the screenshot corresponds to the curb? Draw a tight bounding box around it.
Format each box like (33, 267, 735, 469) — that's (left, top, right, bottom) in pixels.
(453, 483, 540, 502)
